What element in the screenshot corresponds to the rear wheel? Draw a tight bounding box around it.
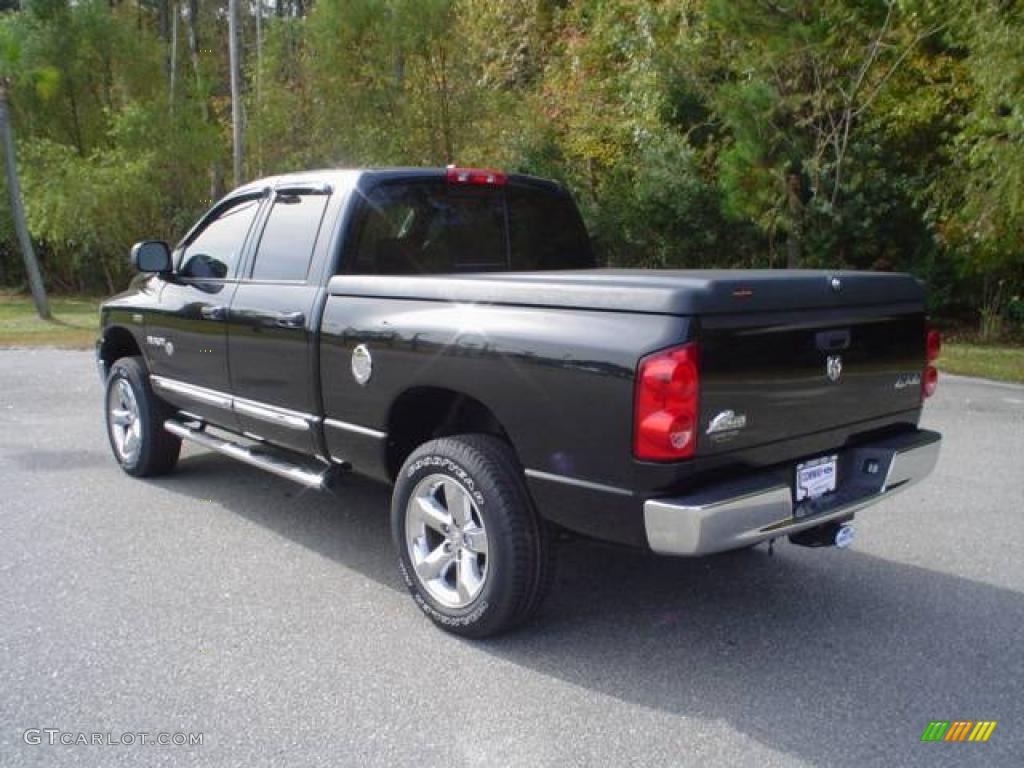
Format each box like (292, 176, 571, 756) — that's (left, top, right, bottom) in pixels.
(392, 434, 555, 637)
(104, 356, 181, 477)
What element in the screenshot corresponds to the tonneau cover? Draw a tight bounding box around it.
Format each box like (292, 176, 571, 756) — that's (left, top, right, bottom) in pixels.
(327, 269, 924, 316)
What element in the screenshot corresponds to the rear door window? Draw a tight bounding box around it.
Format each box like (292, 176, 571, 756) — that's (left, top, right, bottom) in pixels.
(250, 192, 330, 281)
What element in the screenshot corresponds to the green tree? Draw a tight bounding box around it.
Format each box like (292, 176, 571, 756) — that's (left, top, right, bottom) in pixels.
(930, 2, 1024, 336)
(0, 16, 52, 317)
(0, 0, 1019, 336)
(708, 0, 944, 267)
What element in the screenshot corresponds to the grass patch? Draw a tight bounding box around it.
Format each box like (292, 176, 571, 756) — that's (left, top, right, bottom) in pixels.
(0, 292, 99, 348)
(940, 343, 1024, 384)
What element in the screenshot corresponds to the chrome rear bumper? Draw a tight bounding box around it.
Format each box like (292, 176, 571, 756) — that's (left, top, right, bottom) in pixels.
(644, 430, 941, 556)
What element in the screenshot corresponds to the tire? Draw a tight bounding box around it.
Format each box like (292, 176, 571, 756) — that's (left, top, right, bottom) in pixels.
(392, 434, 555, 638)
(104, 356, 181, 477)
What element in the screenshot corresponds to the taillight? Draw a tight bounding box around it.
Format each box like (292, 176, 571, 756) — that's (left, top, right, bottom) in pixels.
(634, 343, 699, 461)
(926, 328, 941, 362)
(923, 327, 941, 399)
(922, 365, 938, 398)
(445, 166, 507, 186)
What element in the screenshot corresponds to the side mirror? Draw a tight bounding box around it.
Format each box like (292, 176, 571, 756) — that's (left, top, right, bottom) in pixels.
(130, 240, 172, 273)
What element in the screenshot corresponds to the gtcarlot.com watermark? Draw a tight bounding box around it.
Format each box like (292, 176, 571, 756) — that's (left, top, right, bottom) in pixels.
(23, 729, 203, 747)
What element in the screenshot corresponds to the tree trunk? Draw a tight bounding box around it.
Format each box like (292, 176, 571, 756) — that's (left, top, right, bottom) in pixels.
(169, 1, 179, 115)
(211, 159, 225, 201)
(188, 0, 223, 202)
(159, 0, 171, 82)
(0, 80, 51, 320)
(65, 75, 85, 155)
(186, 0, 202, 103)
(228, 0, 244, 188)
(435, 45, 454, 163)
(785, 171, 803, 269)
(255, 0, 262, 177)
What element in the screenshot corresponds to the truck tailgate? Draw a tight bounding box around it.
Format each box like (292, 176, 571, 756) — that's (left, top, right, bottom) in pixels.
(698, 306, 926, 456)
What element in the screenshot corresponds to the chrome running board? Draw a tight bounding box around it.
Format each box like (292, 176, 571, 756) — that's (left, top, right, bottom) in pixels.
(164, 419, 342, 490)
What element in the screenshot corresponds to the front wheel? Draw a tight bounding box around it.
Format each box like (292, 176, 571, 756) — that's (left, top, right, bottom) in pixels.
(104, 356, 181, 477)
(392, 434, 555, 637)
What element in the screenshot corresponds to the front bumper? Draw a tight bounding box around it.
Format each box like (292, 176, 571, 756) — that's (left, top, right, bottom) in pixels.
(644, 429, 941, 556)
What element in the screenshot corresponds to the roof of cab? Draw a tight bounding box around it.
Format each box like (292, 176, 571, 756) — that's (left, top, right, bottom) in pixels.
(226, 167, 564, 201)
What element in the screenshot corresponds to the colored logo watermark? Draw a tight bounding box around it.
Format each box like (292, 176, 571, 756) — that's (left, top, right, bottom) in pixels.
(921, 721, 997, 742)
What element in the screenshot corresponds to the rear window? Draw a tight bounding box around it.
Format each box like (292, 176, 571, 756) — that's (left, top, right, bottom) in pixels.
(507, 185, 593, 270)
(347, 180, 593, 274)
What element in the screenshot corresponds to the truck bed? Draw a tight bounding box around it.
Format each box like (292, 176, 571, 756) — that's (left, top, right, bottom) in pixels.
(328, 268, 927, 458)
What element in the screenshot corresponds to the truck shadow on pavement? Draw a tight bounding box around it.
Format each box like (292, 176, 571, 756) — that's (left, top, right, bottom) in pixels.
(157, 452, 1021, 768)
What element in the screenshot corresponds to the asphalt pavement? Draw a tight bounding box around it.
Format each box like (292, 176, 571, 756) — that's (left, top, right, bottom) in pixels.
(1, 349, 1022, 767)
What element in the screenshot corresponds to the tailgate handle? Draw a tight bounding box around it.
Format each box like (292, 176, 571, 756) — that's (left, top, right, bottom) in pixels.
(816, 329, 850, 351)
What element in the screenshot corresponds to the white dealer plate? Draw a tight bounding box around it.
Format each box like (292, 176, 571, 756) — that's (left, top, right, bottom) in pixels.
(795, 455, 838, 502)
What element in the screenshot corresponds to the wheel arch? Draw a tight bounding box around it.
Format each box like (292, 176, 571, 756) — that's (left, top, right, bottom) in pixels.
(98, 325, 144, 379)
(385, 386, 516, 481)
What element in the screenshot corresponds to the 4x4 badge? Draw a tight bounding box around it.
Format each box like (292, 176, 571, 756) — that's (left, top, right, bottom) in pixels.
(826, 355, 842, 382)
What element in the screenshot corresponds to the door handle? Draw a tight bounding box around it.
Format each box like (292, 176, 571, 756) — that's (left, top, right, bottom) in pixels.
(275, 311, 306, 328)
(200, 305, 227, 321)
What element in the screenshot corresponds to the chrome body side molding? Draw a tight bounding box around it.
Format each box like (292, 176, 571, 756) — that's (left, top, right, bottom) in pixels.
(524, 468, 634, 497)
(151, 374, 383, 437)
(323, 418, 387, 440)
(151, 375, 232, 410)
(233, 396, 312, 431)
(152, 374, 384, 470)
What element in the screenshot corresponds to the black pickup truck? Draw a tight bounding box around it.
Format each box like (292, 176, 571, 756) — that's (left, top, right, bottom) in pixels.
(97, 166, 942, 636)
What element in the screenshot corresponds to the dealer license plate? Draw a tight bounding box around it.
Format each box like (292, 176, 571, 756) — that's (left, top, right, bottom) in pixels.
(795, 455, 838, 502)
